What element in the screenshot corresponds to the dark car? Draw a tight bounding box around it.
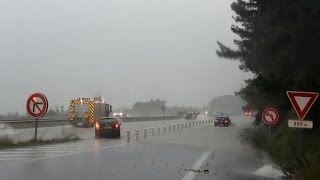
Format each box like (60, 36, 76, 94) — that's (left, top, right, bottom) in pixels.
(95, 118, 121, 138)
(185, 113, 193, 120)
(185, 112, 197, 120)
(214, 116, 231, 127)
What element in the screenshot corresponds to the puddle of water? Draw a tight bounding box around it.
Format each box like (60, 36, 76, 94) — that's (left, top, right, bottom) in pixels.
(254, 165, 283, 178)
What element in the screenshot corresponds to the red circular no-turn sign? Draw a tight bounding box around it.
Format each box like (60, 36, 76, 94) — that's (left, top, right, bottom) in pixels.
(262, 107, 279, 125)
(26, 93, 48, 118)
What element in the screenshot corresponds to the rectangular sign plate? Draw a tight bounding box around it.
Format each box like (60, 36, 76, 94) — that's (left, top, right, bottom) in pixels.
(288, 120, 313, 129)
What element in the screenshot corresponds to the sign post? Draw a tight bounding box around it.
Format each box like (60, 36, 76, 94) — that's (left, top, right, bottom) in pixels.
(161, 105, 166, 120)
(286, 91, 319, 155)
(35, 118, 38, 140)
(26, 93, 48, 141)
(262, 107, 280, 143)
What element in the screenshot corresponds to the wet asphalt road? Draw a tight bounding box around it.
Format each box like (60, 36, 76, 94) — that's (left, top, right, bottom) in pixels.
(0, 116, 281, 180)
(0, 118, 192, 142)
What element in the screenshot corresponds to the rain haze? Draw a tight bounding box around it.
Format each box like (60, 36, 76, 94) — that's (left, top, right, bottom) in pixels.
(0, 0, 252, 114)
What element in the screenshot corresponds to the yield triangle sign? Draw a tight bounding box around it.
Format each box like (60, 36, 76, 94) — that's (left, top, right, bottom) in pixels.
(287, 91, 319, 120)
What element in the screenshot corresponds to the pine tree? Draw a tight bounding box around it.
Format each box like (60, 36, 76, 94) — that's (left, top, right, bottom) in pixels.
(216, 0, 320, 122)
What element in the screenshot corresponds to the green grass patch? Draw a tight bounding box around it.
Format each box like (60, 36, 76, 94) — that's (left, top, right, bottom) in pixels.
(239, 118, 320, 179)
(0, 135, 14, 147)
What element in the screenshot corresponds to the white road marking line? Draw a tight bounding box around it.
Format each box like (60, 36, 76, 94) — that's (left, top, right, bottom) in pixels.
(52, 145, 100, 148)
(0, 158, 30, 161)
(0, 141, 122, 157)
(32, 146, 96, 149)
(0, 154, 59, 157)
(0, 144, 109, 162)
(0, 151, 70, 154)
(5, 148, 91, 152)
(181, 151, 211, 180)
(9, 145, 100, 150)
(16, 126, 73, 131)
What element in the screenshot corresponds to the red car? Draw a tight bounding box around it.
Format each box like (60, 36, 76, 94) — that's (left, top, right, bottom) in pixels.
(214, 116, 231, 127)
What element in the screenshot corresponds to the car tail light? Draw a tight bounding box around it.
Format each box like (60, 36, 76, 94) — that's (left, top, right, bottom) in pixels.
(224, 120, 228, 123)
(115, 123, 119, 129)
(95, 123, 100, 128)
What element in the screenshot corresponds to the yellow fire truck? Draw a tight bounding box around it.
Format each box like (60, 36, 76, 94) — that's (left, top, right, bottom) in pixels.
(68, 96, 112, 127)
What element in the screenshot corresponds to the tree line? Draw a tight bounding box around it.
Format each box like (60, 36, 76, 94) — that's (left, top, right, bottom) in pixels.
(128, 99, 200, 116)
(217, 0, 320, 178)
(0, 105, 66, 120)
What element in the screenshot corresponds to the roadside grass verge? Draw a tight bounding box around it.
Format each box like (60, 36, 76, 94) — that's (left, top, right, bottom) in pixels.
(0, 127, 80, 150)
(0, 135, 14, 148)
(239, 121, 320, 179)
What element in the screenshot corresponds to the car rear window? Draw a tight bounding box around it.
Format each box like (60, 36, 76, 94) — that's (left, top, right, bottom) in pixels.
(217, 117, 227, 120)
(99, 119, 116, 124)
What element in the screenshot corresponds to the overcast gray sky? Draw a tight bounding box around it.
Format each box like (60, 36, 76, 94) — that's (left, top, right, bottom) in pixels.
(0, 0, 252, 114)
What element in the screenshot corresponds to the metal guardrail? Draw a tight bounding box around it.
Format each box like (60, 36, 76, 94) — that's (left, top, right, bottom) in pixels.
(126, 119, 214, 143)
(121, 116, 184, 122)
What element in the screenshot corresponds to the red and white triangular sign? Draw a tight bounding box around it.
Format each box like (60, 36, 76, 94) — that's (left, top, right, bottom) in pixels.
(287, 91, 319, 120)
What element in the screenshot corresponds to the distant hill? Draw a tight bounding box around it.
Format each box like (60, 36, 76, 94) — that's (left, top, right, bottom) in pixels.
(208, 95, 245, 113)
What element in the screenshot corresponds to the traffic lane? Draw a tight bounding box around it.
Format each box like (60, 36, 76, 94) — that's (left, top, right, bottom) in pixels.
(143, 124, 277, 179)
(0, 142, 209, 180)
(143, 117, 252, 151)
(77, 117, 208, 140)
(0, 116, 208, 143)
(0, 118, 212, 165)
(0, 137, 130, 166)
(0, 123, 274, 180)
(229, 115, 255, 128)
(0, 118, 211, 164)
(0, 117, 211, 165)
(120, 118, 204, 135)
(0, 117, 191, 142)
(0, 115, 240, 143)
(0, 116, 277, 180)
(188, 147, 275, 180)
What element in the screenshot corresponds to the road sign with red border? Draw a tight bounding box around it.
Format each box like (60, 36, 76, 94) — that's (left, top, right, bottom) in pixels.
(26, 93, 48, 118)
(262, 108, 279, 125)
(287, 91, 319, 120)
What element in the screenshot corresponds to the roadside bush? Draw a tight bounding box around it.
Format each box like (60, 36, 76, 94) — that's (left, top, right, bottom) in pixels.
(240, 123, 320, 179)
(61, 127, 79, 140)
(0, 135, 14, 147)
